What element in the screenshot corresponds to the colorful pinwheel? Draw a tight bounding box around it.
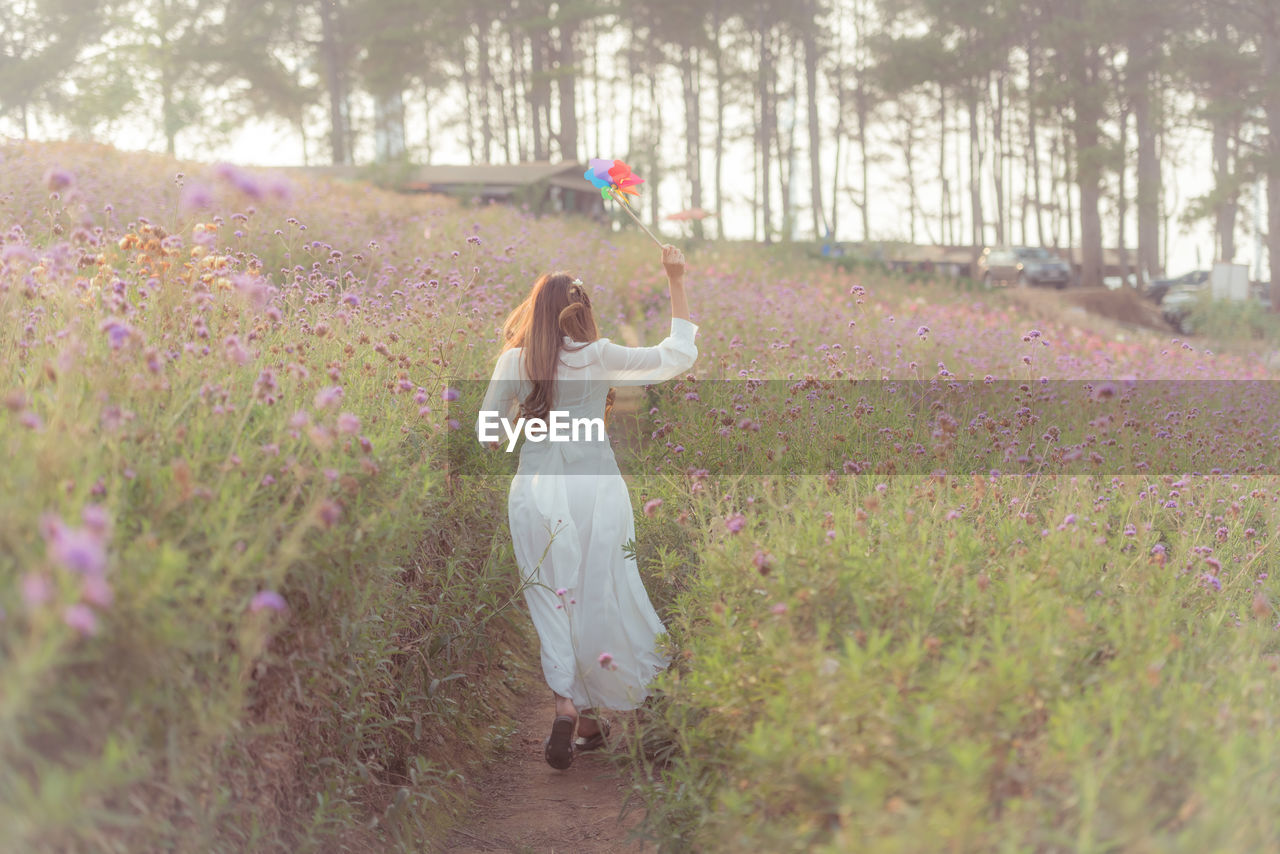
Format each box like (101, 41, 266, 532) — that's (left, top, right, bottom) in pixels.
(584, 157, 663, 247)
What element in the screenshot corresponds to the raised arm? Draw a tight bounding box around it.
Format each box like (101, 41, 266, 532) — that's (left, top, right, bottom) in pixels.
(597, 244, 699, 386)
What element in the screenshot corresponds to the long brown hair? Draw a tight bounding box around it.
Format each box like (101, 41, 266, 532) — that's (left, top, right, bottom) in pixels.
(501, 271, 610, 423)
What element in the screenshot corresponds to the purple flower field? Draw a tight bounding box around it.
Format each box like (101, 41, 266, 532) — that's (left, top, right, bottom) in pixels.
(3, 140, 1279, 851)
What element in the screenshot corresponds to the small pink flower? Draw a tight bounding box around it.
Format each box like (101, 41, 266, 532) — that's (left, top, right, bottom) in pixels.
(598, 652, 614, 668)
(63, 603, 98, 636)
(770, 603, 788, 615)
(318, 500, 342, 527)
(753, 550, 773, 574)
(643, 498, 663, 517)
(725, 513, 746, 534)
(21, 572, 54, 608)
(314, 386, 344, 409)
(556, 588, 568, 597)
(250, 590, 287, 613)
(81, 575, 114, 608)
(336, 412, 360, 434)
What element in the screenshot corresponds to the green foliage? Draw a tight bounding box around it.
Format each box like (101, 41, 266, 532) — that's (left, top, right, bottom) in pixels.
(0, 141, 557, 852)
(621, 475, 1280, 852)
(1183, 291, 1280, 347)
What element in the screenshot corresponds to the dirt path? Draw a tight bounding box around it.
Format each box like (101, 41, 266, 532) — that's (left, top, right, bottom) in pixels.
(440, 670, 656, 854)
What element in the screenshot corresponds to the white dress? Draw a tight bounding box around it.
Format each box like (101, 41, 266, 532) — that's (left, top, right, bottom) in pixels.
(477, 317, 699, 710)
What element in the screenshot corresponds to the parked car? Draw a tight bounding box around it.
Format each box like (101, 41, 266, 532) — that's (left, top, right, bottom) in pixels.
(1146, 269, 1208, 304)
(1252, 281, 1272, 311)
(1160, 276, 1273, 332)
(975, 246, 1073, 288)
(1159, 283, 1205, 332)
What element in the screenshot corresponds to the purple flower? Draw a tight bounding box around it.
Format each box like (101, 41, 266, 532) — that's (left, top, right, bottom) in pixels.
(770, 602, 788, 615)
(21, 572, 53, 608)
(180, 182, 214, 211)
(556, 588, 568, 597)
(250, 590, 287, 613)
(42, 515, 107, 576)
(336, 412, 361, 434)
(318, 500, 342, 527)
(63, 603, 98, 636)
(597, 651, 615, 669)
(916, 326, 929, 338)
(725, 513, 746, 534)
(81, 575, 114, 608)
(314, 386, 344, 409)
(441, 387, 460, 402)
(44, 168, 74, 191)
(101, 319, 134, 350)
(753, 550, 773, 574)
(643, 498, 663, 517)
(266, 176, 293, 201)
(2, 244, 37, 264)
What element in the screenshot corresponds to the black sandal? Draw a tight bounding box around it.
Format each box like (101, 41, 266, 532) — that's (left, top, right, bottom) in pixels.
(543, 715, 575, 769)
(574, 709, 611, 752)
(573, 720, 611, 752)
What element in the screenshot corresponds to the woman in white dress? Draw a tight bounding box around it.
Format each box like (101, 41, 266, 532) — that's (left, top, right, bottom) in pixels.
(477, 244, 698, 769)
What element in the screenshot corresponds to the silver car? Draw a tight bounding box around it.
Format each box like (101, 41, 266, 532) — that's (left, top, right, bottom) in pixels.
(976, 246, 1073, 289)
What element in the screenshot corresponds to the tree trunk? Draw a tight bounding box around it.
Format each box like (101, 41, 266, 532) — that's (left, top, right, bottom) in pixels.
(779, 37, 796, 242)
(1212, 116, 1238, 262)
(939, 84, 949, 246)
(161, 64, 177, 156)
(681, 44, 704, 238)
(461, 40, 477, 163)
(1117, 101, 1131, 287)
(713, 0, 726, 239)
(758, 20, 773, 244)
(1028, 45, 1046, 247)
(509, 27, 526, 161)
(967, 86, 984, 249)
(1073, 48, 1105, 291)
(1264, 6, 1280, 312)
(856, 83, 870, 242)
(530, 28, 548, 160)
(556, 13, 578, 161)
(650, 45, 661, 228)
(804, 27, 827, 240)
(498, 71, 512, 162)
(374, 92, 405, 162)
(319, 0, 348, 165)
(992, 71, 1005, 246)
(590, 19, 601, 158)
(477, 18, 493, 163)
(1133, 44, 1159, 287)
(829, 54, 845, 243)
(903, 105, 919, 244)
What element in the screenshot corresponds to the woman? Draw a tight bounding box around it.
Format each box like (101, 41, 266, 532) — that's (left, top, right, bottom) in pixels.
(477, 244, 698, 769)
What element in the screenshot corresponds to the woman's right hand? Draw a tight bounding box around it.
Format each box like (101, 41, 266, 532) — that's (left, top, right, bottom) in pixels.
(661, 244, 685, 281)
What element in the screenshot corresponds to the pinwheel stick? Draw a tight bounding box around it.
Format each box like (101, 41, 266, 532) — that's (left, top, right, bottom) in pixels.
(609, 188, 665, 248)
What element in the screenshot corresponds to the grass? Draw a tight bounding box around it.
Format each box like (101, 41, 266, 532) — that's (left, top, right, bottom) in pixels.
(5, 139, 1280, 853)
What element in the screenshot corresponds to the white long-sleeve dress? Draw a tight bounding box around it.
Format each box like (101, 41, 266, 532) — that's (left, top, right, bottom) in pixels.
(477, 317, 699, 710)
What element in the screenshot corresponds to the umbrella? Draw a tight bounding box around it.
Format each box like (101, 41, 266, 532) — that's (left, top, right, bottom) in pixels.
(666, 208, 717, 221)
